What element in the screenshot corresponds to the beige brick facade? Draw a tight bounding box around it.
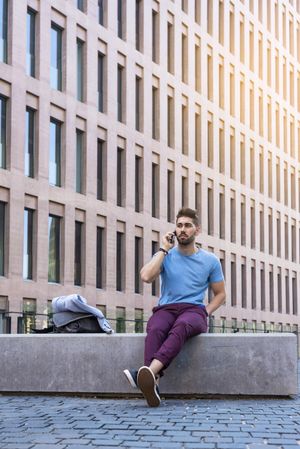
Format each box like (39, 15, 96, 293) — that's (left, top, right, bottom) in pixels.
(0, 0, 300, 334)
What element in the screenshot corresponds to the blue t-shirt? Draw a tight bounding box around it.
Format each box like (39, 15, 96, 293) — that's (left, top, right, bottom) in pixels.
(159, 247, 224, 307)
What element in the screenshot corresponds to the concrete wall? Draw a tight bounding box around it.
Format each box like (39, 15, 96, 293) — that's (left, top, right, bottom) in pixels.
(0, 333, 297, 396)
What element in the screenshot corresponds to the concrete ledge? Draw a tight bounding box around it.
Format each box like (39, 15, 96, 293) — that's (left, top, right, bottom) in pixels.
(0, 333, 297, 396)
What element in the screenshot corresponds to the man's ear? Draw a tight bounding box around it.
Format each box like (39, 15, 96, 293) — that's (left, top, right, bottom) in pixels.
(195, 225, 201, 236)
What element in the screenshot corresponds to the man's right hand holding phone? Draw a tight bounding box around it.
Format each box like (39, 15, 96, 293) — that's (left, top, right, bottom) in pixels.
(162, 231, 176, 252)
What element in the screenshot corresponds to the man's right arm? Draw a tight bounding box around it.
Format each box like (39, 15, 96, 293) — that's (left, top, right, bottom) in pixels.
(140, 232, 175, 283)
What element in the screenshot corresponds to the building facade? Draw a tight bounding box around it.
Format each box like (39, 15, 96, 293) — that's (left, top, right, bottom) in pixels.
(0, 0, 300, 334)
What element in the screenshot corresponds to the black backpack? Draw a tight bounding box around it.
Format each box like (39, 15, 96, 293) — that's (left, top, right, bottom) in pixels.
(32, 311, 105, 333)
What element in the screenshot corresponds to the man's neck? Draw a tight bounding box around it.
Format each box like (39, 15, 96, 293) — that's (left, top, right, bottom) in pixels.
(177, 243, 198, 256)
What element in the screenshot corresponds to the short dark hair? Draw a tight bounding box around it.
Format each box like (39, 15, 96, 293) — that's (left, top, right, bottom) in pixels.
(176, 208, 200, 226)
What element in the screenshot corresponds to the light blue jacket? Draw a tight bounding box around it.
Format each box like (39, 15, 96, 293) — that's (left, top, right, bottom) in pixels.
(52, 294, 113, 334)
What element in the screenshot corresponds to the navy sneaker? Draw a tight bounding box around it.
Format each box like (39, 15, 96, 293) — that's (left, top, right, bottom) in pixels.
(137, 366, 161, 407)
(123, 369, 138, 388)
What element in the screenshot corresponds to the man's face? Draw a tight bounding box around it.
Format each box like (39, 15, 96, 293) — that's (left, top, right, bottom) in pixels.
(175, 216, 200, 246)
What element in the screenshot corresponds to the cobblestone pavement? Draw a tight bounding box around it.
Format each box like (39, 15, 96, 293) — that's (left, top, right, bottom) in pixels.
(0, 367, 299, 449)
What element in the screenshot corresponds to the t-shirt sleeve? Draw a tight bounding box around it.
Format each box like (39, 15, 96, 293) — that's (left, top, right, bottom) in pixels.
(208, 258, 224, 283)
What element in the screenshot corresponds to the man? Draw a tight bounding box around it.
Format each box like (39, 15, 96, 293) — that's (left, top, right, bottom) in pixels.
(124, 208, 226, 407)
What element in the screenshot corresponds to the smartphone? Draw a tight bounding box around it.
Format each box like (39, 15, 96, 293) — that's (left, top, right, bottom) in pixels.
(168, 231, 176, 244)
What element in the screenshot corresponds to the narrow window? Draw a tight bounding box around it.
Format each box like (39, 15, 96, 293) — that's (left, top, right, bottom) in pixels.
(250, 200, 255, 249)
(259, 147, 264, 193)
(268, 209, 273, 255)
(195, 178, 201, 217)
(152, 9, 159, 63)
(49, 119, 61, 187)
(241, 261, 247, 308)
(182, 102, 188, 155)
(98, 0, 106, 26)
(219, 0, 224, 44)
(250, 141, 255, 189)
(231, 258, 237, 306)
(116, 231, 125, 291)
(167, 19, 174, 74)
(50, 24, 62, 91)
(278, 270, 282, 313)
(97, 139, 105, 201)
(251, 263, 256, 309)
(135, 236, 143, 294)
(117, 147, 125, 207)
(182, 32, 188, 84)
(167, 93, 174, 148)
(116, 306, 126, 332)
(26, 8, 36, 77)
(292, 222, 296, 262)
(208, 184, 214, 235)
(277, 214, 281, 257)
(240, 15, 244, 62)
(135, 155, 143, 213)
(219, 121, 224, 173)
(135, 308, 144, 333)
(240, 77, 245, 123)
(276, 157, 280, 202)
(284, 219, 289, 260)
(229, 4, 235, 54)
(22, 299, 36, 334)
(76, 130, 84, 194)
(249, 24, 254, 71)
(25, 108, 35, 178)
(117, 64, 124, 123)
(181, 175, 188, 208)
(268, 153, 272, 198)
(77, 0, 85, 12)
(135, 0, 143, 52)
(152, 162, 159, 218)
(195, 42, 201, 93)
(207, 116, 213, 168)
(98, 52, 104, 112)
(241, 195, 246, 246)
(230, 67, 235, 116)
(96, 226, 104, 289)
(167, 168, 174, 223)
(219, 188, 225, 239)
(136, 76, 142, 132)
(0, 0, 8, 63)
(259, 205, 264, 252)
(118, 0, 125, 39)
(292, 276, 297, 315)
(230, 192, 236, 243)
(269, 268, 274, 312)
(152, 85, 159, 140)
(195, 0, 201, 24)
(23, 208, 34, 280)
(240, 135, 245, 184)
(0, 95, 6, 169)
(207, 0, 213, 35)
(207, 48, 213, 100)
(260, 266, 265, 310)
(195, 109, 201, 162)
(0, 201, 5, 276)
(77, 38, 84, 102)
(74, 221, 83, 286)
(48, 215, 60, 283)
(230, 129, 235, 179)
(285, 273, 290, 314)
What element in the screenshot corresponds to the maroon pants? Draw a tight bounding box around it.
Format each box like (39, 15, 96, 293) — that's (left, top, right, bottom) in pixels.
(144, 303, 208, 371)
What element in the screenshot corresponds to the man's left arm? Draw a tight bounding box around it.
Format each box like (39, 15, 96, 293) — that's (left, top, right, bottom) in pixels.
(205, 281, 226, 316)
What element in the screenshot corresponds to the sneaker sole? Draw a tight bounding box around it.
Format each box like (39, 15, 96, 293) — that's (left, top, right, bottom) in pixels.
(137, 366, 161, 407)
(123, 369, 137, 389)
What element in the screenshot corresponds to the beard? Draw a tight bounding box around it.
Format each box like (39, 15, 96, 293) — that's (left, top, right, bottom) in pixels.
(177, 234, 195, 245)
